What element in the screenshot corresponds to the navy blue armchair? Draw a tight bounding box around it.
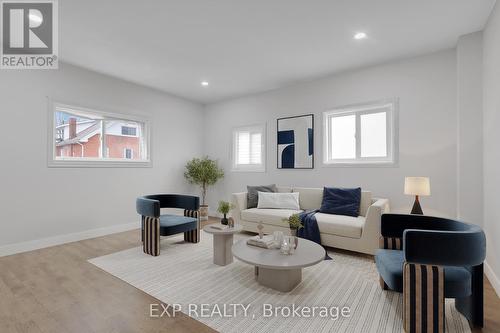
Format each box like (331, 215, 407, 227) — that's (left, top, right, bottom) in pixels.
(375, 214, 486, 332)
(136, 194, 200, 256)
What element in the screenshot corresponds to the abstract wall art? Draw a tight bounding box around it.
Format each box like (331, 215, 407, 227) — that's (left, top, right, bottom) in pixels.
(277, 114, 314, 169)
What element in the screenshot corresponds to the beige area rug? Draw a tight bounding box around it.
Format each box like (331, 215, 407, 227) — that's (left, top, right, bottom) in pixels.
(89, 233, 471, 333)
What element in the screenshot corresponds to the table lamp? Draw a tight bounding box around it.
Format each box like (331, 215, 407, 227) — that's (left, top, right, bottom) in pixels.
(404, 177, 430, 215)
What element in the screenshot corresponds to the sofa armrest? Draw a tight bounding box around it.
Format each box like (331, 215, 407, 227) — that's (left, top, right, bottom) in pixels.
(231, 192, 248, 224)
(363, 198, 389, 246)
(366, 198, 389, 223)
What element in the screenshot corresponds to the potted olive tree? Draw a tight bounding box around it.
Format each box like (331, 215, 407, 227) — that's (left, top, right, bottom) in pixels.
(184, 157, 224, 221)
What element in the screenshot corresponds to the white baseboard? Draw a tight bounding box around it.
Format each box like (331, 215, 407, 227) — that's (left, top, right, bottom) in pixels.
(0, 222, 138, 257)
(485, 260, 500, 297)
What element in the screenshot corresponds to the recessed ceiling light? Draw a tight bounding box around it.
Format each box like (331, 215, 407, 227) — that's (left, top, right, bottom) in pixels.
(201, 81, 209, 87)
(354, 32, 367, 40)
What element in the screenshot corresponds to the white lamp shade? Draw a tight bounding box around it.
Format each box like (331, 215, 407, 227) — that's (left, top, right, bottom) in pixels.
(404, 177, 431, 196)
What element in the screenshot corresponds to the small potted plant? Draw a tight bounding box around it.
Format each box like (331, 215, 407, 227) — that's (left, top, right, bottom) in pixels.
(283, 214, 303, 236)
(217, 200, 234, 225)
(184, 157, 224, 221)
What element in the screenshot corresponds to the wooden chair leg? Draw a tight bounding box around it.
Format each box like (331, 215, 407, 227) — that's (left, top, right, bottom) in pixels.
(380, 276, 388, 290)
(403, 263, 444, 333)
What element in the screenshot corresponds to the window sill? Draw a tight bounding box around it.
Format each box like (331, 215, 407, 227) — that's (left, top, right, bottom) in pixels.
(322, 161, 398, 168)
(48, 159, 152, 168)
(231, 168, 266, 173)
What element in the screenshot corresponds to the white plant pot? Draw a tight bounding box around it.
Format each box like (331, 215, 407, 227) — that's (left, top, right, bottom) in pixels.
(199, 205, 209, 221)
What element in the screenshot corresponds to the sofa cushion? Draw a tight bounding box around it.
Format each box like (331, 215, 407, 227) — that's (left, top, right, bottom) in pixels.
(292, 187, 372, 215)
(241, 208, 303, 228)
(159, 214, 197, 235)
(375, 249, 472, 298)
(293, 187, 323, 210)
(314, 212, 364, 238)
(257, 192, 300, 210)
(320, 187, 361, 217)
(247, 184, 277, 208)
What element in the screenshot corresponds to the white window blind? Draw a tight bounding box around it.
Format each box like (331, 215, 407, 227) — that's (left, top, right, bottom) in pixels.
(233, 124, 266, 171)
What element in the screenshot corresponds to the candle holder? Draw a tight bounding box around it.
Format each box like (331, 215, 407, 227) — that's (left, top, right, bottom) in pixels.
(280, 236, 295, 255)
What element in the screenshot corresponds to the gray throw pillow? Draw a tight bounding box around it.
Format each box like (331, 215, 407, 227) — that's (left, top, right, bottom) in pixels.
(247, 184, 277, 208)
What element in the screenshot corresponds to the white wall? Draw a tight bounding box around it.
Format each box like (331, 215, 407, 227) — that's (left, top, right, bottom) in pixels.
(483, 2, 500, 294)
(456, 32, 483, 226)
(0, 62, 204, 252)
(204, 50, 458, 218)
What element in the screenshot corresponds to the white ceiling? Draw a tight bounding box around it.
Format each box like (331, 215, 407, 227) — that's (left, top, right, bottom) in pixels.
(60, 0, 496, 104)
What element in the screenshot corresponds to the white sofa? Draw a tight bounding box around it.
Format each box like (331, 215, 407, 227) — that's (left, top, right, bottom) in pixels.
(232, 186, 390, 255)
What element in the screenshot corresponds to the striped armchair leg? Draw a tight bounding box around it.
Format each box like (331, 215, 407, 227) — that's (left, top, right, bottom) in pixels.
(378, 236, 402, 290)
(142, 216, 160, 256)
(403, 263, 445, 333)
(379, 236, 402, 250)
(141, 216, 144, 243)
(183, 210, 200, 243)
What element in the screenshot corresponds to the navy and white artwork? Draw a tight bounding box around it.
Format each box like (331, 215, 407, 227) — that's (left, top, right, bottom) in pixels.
(277, 114, 314, 169)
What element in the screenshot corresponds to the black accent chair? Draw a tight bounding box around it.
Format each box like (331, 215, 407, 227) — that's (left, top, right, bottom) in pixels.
(136, 194, 200, 256)
(375, 214, 486, 332)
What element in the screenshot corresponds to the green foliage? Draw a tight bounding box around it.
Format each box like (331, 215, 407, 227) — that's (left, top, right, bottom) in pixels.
(184, 157, 224, 204)
(217, 201, 234, 215)
(283, 214, 303, 230)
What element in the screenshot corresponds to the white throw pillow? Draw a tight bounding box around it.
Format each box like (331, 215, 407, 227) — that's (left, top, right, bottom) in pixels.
(257, 191, 300, 210)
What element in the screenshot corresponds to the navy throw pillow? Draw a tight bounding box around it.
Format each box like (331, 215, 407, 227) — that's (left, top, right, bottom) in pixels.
(320, 187, 361, 217)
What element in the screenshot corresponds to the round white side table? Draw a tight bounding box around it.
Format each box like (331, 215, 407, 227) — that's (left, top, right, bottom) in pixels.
(203, 224, 243, 266)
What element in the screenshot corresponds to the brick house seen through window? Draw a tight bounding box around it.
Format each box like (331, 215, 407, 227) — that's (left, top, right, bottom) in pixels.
(53, 107, 148, 163)
(55, 115, 141, 160)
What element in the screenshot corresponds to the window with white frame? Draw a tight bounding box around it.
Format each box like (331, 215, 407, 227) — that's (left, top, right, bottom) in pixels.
(232, 124, 266, 171)
(49, 102, 150, 167)
(323, 100, 397, 165)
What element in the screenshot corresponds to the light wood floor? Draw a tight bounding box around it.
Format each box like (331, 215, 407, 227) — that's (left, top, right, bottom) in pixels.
(0, 218, 498, 333)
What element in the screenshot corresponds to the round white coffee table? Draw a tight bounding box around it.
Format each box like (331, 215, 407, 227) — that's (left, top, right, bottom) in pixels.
(203, 224, 243, 266)
(232, 238, 325, 292)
